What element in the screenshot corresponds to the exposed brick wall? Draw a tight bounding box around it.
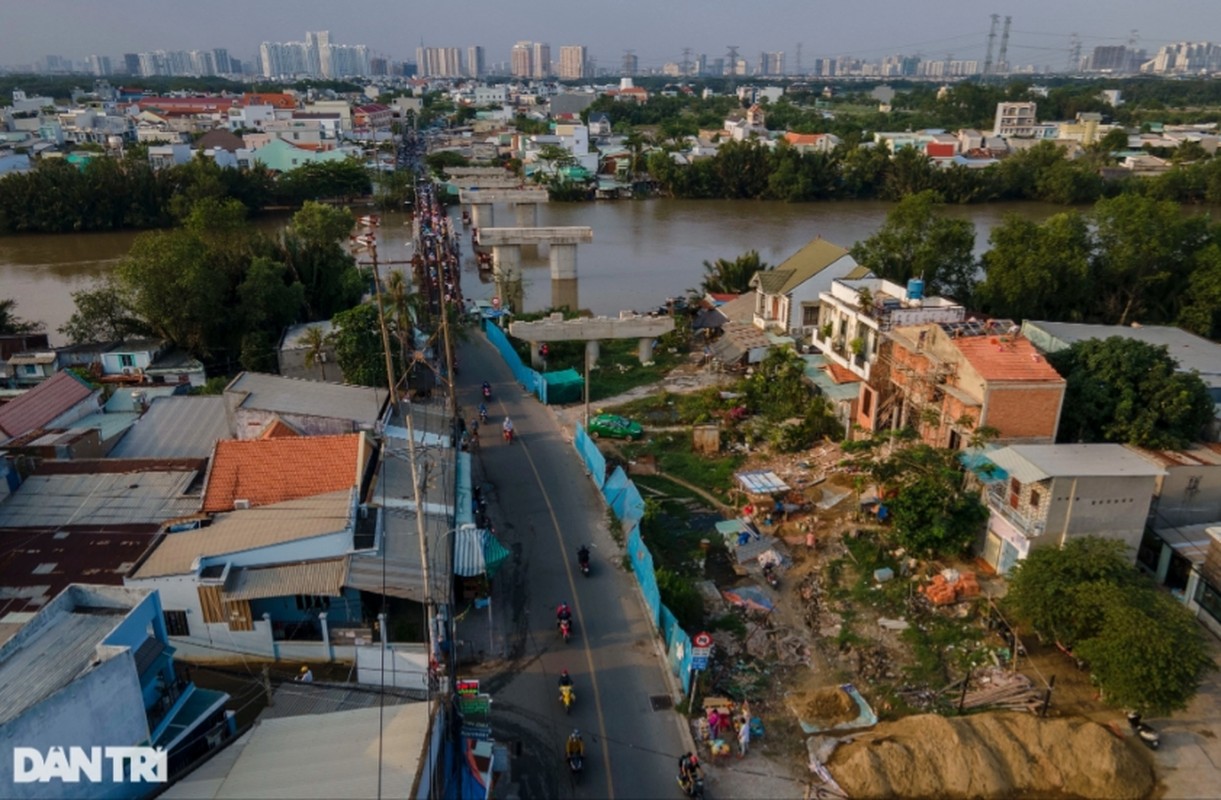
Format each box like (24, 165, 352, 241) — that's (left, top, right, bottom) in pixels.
(983, 385, 1064, 441)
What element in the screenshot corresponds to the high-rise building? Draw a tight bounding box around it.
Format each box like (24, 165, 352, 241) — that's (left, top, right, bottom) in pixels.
(532, 42, 551, 78)
(309, 30, 333, 78)
(88, 55, 112, 76)
(212, 48, 232, 74)
(416, 47, 463, 77)
(558, 45, 588, 79)
(621, 52, 638, 76)
(467, 46, 485, 78)
(511, 41, 533, 78)
(123, 53, 140, 75)
(759, 51, 785, 76)
(370, 57, 388, 76)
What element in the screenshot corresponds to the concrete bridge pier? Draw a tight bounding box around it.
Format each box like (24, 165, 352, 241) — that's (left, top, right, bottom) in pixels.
(470, 203, 493, 230)
(585, 340, 600, 368)
(514, 202, 539, 228)
(639, 337, 656, 364)
(491, 244, 521, 284)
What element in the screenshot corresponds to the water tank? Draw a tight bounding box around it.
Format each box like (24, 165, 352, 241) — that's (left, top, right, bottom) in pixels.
(107, 135, 124, 150)
(906, 278, 925, 301)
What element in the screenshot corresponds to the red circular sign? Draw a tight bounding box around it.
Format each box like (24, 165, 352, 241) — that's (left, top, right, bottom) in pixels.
(491, 297, 501, 308)
(693, 632, 713, 648)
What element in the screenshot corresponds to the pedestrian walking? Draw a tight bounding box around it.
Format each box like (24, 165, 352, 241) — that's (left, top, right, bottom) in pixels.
(737, 715, 750, 758)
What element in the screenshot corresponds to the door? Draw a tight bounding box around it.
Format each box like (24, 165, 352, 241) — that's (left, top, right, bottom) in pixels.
(982, 532, 1003, 572)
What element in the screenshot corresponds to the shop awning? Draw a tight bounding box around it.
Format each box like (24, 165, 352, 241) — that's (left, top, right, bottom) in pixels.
(453, 527, 512, 578)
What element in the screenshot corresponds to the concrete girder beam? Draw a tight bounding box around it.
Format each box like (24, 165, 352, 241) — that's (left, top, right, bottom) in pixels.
(514, 202, 539, 228)
(447, 167, 515, 178)
(509, 315, 675, 342)
(476, 227, 593, 247)
(454, 175, 524, 190)
(458, 188, 549, 205)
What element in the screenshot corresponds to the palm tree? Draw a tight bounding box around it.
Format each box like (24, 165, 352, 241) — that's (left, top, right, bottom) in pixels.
(385, 270, 425, 373)
(698, 250, 771, 295)
(0, 298, 44, 335)
(301, 325, 330, 382)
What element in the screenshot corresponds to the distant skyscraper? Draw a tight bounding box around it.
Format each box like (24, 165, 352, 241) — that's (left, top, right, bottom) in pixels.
(467, 46, 485, 78)
(416, 47, 463, 77)
(760, 51, 785, 76)
(123, 53, 140, 75)
(532, 42, 551, 78)
(370, 57, 388, 76)
(89, 55, 112, 76)
(558, 45, 588, 79)
(621, 52, 638, 76)
(511, 41, 533, 78)
(212, 48, 231, 74)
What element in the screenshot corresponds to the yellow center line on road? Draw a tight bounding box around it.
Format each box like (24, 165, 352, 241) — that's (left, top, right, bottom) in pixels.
(501, 405, 615, 799)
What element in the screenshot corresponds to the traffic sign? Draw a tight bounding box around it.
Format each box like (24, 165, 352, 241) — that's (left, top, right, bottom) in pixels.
(691, 655, 709, 671)
(693, 632, 713, 649)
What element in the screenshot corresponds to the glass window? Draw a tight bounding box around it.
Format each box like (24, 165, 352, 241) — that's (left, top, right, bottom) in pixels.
(1196, 581, 1221, 624)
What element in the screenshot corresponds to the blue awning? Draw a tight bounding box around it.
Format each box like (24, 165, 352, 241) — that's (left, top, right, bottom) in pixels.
(453, 526, 512, 578)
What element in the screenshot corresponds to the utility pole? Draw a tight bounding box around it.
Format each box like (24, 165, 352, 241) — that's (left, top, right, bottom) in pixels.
(583, 344, 591, 429)
(1067, 33, 1082, 74)
(997, 16, 1012, 75)
(352, 216, 398, 409)
(726, 45, 739, 76)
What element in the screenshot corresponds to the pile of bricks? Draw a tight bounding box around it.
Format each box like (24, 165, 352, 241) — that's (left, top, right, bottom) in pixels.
(921, 571, 981, 606)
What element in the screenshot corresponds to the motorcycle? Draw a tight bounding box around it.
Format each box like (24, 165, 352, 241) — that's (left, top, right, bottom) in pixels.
(560, 684, 575, 714)
(1127, 712, 1161, 750)
(559, 618, 572, 644)
(567, 755, 583, 782)
(482, 384, 492, 401)
(578, 548, 591, 578)
(479, 406, 488, 424)
(762, 562, 780, 590)
(503, 427, 514, 444)
(677, 774, 705, 799)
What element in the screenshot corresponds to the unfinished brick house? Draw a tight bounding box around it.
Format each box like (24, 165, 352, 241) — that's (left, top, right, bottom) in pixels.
(856, 319, 1067, 449)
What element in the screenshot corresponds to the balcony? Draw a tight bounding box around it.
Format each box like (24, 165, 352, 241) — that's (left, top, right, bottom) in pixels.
(985, 484, 1047, 537)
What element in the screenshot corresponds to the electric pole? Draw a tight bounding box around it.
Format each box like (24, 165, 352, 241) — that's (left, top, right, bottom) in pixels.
(983, 13, 999, 76)
(997, 16, 1011, 75)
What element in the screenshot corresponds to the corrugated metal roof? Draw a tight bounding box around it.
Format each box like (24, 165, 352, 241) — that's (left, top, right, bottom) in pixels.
(0, 469, 199, 528)
(0, 607, 126, 725)
(259, 682, 414, 719)
(109, 396, 229, 458)
(0, 371, 95, 440)
(1023, 321, 1221, 389)
(131, 491, 353, 579)
(453, 526, 486, 577)
(69, 411, 139, 442)
(736, 470, 791, 495)
(162, 704, 429, 799)
(984, 444, 1166, 484)
(226, 372, 387, 424)
(754, 269, 793, 294)
(223, 558, 349, 601)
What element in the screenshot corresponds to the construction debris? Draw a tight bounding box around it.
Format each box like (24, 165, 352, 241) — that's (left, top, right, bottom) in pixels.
(957, 667, 1044, 712)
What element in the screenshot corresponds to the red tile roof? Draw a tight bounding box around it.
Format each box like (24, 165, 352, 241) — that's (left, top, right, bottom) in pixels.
(202, 434, 365, 512)
(260, 418, 301, 439)
(952, 336, 1066, 383)
(823, 362, 862, 384)
(242, 92, 297, 109)
(0, 372, 95, 440)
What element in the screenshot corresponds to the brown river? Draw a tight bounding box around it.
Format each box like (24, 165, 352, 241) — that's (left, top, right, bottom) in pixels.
(0, 199, 1066, 344)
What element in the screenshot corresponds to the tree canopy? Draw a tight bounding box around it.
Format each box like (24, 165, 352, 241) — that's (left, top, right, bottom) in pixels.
(0, 299, 43, 335)
(698, 250, 770, 295)
(1005, 537, 1214, 715)
(1049, 337, 1215, 449)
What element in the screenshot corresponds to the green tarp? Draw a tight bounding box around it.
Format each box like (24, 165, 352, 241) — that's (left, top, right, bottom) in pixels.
(542, 368, 584, 405)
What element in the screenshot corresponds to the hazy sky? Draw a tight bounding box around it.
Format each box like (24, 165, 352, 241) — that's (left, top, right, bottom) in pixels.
(2, 0, 1217, 70)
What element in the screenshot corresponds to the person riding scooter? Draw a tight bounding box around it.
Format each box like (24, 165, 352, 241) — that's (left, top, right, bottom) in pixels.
(558, 669, 575, 712)
(678, 752, 704, 796)
(565, 729, 585, 770)
(556, 601, 572, 628)
(482, 381, 492, 400)
(478, 403, 488, 423)
(502, 416, 514, 443)
(578, 546, 591, 576)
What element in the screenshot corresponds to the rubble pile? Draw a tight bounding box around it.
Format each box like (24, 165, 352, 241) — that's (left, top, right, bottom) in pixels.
(793, 686, 859, 727)
(958, 668, 1044, 713)
(921, 569, 980, 606)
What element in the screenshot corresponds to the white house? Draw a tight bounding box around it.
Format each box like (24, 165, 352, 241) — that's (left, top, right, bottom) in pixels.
(751, 238, 871, 339)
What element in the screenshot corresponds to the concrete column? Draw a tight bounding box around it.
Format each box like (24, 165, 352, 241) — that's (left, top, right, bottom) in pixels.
(551, 279, 579, 311)
(1155, 542, 1172, 585)
(471, 202, 493, 229)
(549, 243, 578, 281)
(585, 340, 600, 368)
(319, 611, 333, 662)
(530, 341, 544, 369)
(514, 202, 539, 227)
(492, 244, 522, 284)
(639, 337, 655, 364)
(378, 611, 389, 649)
(263, 613, 278, 661)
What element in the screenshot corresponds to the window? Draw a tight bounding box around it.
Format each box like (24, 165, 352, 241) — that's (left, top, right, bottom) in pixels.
(119, 353, 135, 368)
(1029, 489, 1040, 509)
(295, 595, 331, 611)
(802, 306, 819, 327)
(861, 387, 873, 417)
(164, 610, 189, 637)
(23, 365, 37, 375)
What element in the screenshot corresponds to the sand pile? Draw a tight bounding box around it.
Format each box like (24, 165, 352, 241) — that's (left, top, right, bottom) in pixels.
(828, 712, 1153, 799)
(792, 687, 858, 726)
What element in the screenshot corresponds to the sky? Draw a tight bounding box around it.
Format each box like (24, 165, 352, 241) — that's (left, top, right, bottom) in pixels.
(1, 0, 1218, 71)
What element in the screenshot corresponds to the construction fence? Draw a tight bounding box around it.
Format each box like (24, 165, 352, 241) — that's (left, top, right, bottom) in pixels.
(482, 319, 545, 402)
(575, 424, 694, 693)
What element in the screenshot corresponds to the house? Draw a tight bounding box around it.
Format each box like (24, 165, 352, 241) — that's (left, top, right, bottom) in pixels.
(4, 351, 59, 386)
(54, 339, 206, 387)
(975, 443, 1165, 574)
(223, 372, 389, 440)
(352, 103, 393, 130)
(587, 111, 611, 137)
(802, 354, 864, 436)
(707, 322, 774, 368)
(1136, 522, 1221, 638)
(1022, 321, 1221, 440)
(278, 321, 339, 382)
(860, 320, 1066, 450)
(810, 277, 965, 381)
(0, 371, 99, 444)
(993, 101, 1040, 138)
(0, 585, 231, 794)
(725, 104, 768, 142)
(250, 138, 357, 172)
(781, 131, 840, 154)
(751, 237, 870, 339)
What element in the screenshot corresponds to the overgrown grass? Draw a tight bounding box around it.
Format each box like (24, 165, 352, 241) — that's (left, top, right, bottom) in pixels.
(606, 385, 745, 426)
(624, 434, 743, 501)
(901, 613, 985, 687)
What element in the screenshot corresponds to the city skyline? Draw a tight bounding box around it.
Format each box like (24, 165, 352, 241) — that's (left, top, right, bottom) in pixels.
(2, 0, 1218, 74)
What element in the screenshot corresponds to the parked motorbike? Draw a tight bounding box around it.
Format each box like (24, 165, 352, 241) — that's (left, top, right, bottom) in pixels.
(559, 618, 572, 644)
(677, 775, 706, 799)
(762, 562, 780, 589)
(560, 684, 575, 714)
(1127, 712, 1161, 750)
(578, 547, 591, 578)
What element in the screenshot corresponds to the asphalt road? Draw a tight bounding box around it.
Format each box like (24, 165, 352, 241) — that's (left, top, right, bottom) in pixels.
(457, 332, 690, 800)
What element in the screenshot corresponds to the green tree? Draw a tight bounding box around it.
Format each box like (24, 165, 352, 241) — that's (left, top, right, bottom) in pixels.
(0, 298, 43, 334)
(59, 282, 147, 344)
(278, 203, 363, 320)
(849, 190, 976, 300)
(698, 250, 770, 295)
(743, 347, 811, 422)
(1177, 244, 1221, 339)
(1049, 337, 1215, 449)
(300, 324, 332, 382)
(236, 256, 305, 335)
(331, 302, 395, 388)
(977, 211, 1094, 321)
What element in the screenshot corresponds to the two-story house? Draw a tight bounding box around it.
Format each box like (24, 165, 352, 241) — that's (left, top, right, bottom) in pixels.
(976, 443, 1165, 574)
(859, 320, 1067, 450)
(0, 584, 231, 795)
(811, 277, 965, 382)
(751, 238, 870, 339)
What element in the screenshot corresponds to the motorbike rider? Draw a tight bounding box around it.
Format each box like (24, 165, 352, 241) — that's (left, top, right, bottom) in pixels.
(558, 668, 573, 688)
(678, 752, 703, 793)
(502, 416, 514, 439)
(482, 381, 491, 397)
(565, 730, 585, 766)
(556, 601, 572, 629)
(478, 402, 488, 422)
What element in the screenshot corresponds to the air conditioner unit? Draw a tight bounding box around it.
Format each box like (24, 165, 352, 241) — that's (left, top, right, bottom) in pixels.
(233, 499, 251, 510)
(122, 367, 134, 376)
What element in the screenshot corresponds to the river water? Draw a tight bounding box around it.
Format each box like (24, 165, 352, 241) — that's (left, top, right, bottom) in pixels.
(1, 199, 1065, 345)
